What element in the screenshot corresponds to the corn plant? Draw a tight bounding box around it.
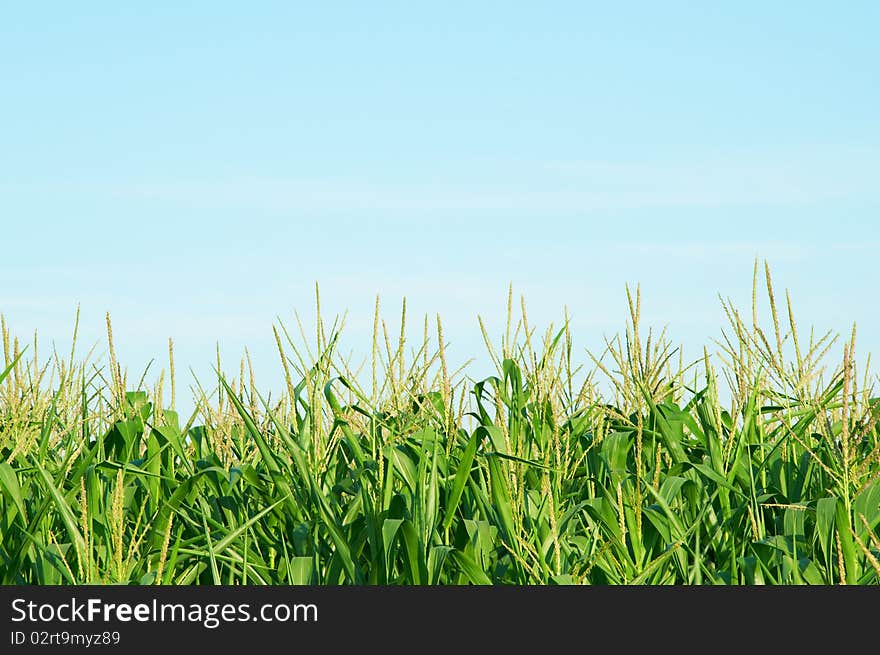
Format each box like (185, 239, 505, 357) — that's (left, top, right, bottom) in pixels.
(1, 265, 878, 585)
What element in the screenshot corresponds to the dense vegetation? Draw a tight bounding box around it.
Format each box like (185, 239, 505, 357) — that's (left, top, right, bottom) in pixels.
(1, 265, 879, 584)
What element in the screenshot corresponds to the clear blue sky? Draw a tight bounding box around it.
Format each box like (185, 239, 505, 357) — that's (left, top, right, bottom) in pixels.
(2, 3, 879, 398)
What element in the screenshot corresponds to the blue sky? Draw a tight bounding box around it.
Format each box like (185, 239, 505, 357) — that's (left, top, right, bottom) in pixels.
(2, 3, 879, 398)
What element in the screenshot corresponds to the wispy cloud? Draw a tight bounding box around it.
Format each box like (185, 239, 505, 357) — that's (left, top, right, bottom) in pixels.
(9, 147, 875, 214)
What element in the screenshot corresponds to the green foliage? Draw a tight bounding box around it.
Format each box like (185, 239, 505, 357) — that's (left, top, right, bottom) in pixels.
(1, 268, 879, 584)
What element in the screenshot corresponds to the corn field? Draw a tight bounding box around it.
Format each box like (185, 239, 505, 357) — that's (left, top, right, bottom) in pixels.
(1, 264, 879, 585)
